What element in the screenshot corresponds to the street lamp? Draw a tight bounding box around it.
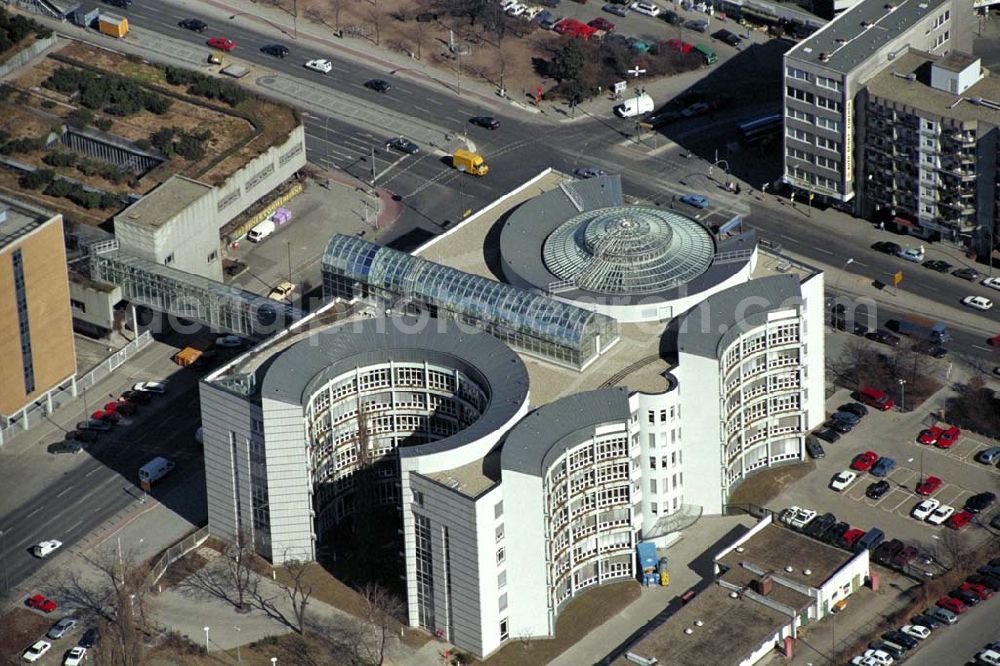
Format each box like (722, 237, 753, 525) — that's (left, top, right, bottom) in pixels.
(234, 626, 241, 664)
(898, 378, 907, 413)
(271, 658, 278, 666)
(203, 626, 210, 653)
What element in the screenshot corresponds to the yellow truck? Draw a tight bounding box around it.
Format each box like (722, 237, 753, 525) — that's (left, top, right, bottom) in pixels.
(98, 14, 129, 38)
(452, 148, 488, 176)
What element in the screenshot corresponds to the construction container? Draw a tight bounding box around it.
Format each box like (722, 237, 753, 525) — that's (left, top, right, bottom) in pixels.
(98, 14, 129, 38)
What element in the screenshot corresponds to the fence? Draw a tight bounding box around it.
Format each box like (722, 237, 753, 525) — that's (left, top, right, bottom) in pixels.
(0, 330, 153, 445)
(146, 525, 211, 590)
(0, 33, 56, 78)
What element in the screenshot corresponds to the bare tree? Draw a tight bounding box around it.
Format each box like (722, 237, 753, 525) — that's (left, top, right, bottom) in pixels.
(359, 583, 404, 666)
(414, 16, 426, 60)
(280, 558, 315, 635)
(84, 543, 151, 666)
(331, 0, 347, 37)
(933, 529, 971, 570)
(368, 3, 383, 46)
(221, 528, 259, 612)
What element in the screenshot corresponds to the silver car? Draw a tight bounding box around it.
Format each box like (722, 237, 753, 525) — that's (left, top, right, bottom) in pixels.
(47, 617, 78, 639)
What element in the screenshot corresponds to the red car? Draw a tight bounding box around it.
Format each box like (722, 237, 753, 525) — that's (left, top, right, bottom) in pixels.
(207, 37, 236, 51)
(840, 528, 865, 549)
(91, 409, 121, 424)
(936, 596, 967, 614)
(26, 594, 57, 613)
(918, 426, 943, 445)
(916, 476, 943, 496)
(106, 399, 137, 416)
(947, 510, 974, 530)
(851, 451, 880, 472)
(665, 38, 693, 53)
(936, 426, 961, 449)
(588, 17, 615, 31)
(959, 582, 994, 600)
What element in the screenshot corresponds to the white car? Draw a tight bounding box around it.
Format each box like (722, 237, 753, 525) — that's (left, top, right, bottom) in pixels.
(63, 646, 87, 665)
(215, 335, 244, 348)
(963, 295, 994, 311)
(33, 539, 63, 558)
(900, 624, 931, 640)
(977, 649, 1000, 666)
(926, 503, 955, 525)
(523, 5, 543, 19)
(506, 3, 526, 16)
(630, 1, 662, 16)
(863, 649, 894, 666)
(830, 470, 857, 492)
(23, 641, 51, 663)
(787, 508, 817, 529)
(983, 277, 1000, 291)
(304, 58, 333, 74)
(911, 498, 940, 521)
(133, 381, 168, 394)
(500, 0, 519, 8)
(897, 246, 924, 262)
(850, 658, 880, 666)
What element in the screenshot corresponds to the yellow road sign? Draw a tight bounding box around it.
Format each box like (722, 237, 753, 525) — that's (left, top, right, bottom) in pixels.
(893, 271, 903, 286)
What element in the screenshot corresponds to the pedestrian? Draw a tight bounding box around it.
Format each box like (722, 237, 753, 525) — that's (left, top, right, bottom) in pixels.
(878, 221, 885, 232)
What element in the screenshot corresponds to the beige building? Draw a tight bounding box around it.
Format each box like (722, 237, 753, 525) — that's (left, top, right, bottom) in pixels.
(0, 198, 75, 422)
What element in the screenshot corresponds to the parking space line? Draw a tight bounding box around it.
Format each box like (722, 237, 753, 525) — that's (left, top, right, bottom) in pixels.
(887, 491, 913, 513)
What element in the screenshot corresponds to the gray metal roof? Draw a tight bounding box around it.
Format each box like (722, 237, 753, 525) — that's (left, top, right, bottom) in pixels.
(676, 274, 803, 359)
(259, 316, 530, 459)
(787, 0, 948, 73)
(115, 175, 213, 230)
(500, 387, 631, 477)
(0, 196, 56, 251)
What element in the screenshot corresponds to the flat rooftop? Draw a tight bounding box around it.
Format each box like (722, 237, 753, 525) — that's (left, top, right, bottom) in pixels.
(718, 523, 854, 588)
(0, 196, 57, 251)
(719, 564, 813, 611)
(115, 175, 213, 230)
(423, 447, 502, 498)
(788, 0, 948, 73)
(612, 584, 791, 666)
(866, 50, 1000, 126)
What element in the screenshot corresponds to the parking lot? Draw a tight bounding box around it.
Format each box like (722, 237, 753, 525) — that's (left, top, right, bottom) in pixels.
(771, 385, 1000, 554)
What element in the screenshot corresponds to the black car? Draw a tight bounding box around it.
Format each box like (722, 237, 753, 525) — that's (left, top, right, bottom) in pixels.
(121, 389, 152, 404)
(179, 18, 207, 32)
(866, 480, 891, 499)
(385, 136, 419, 154)
(414, 12, 439, 22)
(953, 267, 981, 281)
(69, 429, 99, 443)
(814, 428, 841, 443)
(824, 521, 850, 545)
(712, 29, 742, 47)
(603, 3, 629, 16)
(923, 259, 953, 273)
(911, 613, 941, 630)
(826, 420, 853, 434)
(261, 44, 290, 58)
(48, 440, 83, 455)
(660, 9, 682, 23)
(79, 628, 99, 649)
(892, 544, 919, 567)
(840, 402, 868, 418)
(470, 116, 500, 130)
(103, 0, 132, 7)
(950, 589, 980, 606)
(872, 241, 902, 255)
(805, 512, 836, 539)
(967, 573, 1000, 591)
(882, 630, 917, 650)
(874, 539, 904, 565)
(684, 19, 709, 32)
(914, 342, 948, 358)
(867, 329, 901, 346)
(365, 79, 391, 93)
(806, 437, 825, 459)
(965, 491, 997, 514)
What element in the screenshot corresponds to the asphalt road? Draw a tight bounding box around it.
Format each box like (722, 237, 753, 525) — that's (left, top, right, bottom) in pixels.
(905, 592, 999, 666)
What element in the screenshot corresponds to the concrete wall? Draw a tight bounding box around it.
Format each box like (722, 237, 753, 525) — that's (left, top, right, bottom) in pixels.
(501, 470, 549, 645)
(629, 388, 684, 530)
(213, 124, 306, 224)
(0, 34, 56, 80)
(800, 272, 826, 430)
(68, 275, 120, 333)
(0, 215, 76, 416)
(675, 352, 724, 514)
(261, 396, 314, 563)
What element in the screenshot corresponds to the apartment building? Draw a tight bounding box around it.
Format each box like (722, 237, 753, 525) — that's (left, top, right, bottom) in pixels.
(783, 0, 972, 211)
(863, 50, 1000, 249)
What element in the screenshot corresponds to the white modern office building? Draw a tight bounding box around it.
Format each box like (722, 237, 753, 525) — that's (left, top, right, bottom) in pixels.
(200, 171, 825, 658)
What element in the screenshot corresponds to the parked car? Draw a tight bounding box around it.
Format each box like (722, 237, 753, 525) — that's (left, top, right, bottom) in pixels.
(936, 596, 967, 614)
(824, 522, 850, 545)
(831, 410, 861, 426)
(684, 18, 709, 31)
(867, 329, 901, 346)
(947, 510, 975, 530)
(953, 267, 981, 281)
(179, 18, 208, 32)
(963, 295, 994, 310)
(630, 0, 662, 16)
(912, 498, 940, 520)
(574, 167, 607, 178)
(365, 79, 391, 92)
(949, 588, 980, 606)
(91, 409, 120, 424)
(870, 457, 896, 477)
(805, 512, 837, 539)
(923, 259, 952, 272)
(936, 425, 961, 448)
(679, 194, 710, 209)
(967, 573, 1000, 591)
(603, 3, 629, 15)
(982, 276, 1000, 291)
(926, 504, 955, 525)
(470, 116, 500, 129)
(120, 389, 152, 404)
(26, 594, 57, 613)
(22, 641, 51, 663)
(838, 528, 865, 550)
(68, 429, 98, 443)
(132, 381, 167, 394)
(873, 539, 904, 564)
(815, 428, 841, 443)
(826, 419, 854, 434)
(929, 606, 959, 624)
(840, 403, 868, 418)
(898, 246, 924, 262)
(916, 476, 943, 495)
(872, 241, 902, 255)
(588, 17, 615, 30)
(78, 628, 99, 649)
(976, 446, 1000, 464)
(918, 426, 944, 445)
(660, 9, 682, 23)
(959, 582, 993, 600)
(48, 440, 83, 455)
(830, 471, 857, 491)
(712, 29, 742, 46)
(965, 491, 996, 513)
(47, 617, 79, 639)
(76, 419, 111, 432)
(806, 437, 825, 459)
(892, 545, 919, 568)
(862, 648, 894, 665)
(206, 37, 236, 51)
(882, 630, 918, 650)
(866, 480, 891, 499)
(868, 642, 903, 661)
(64, 646, 87, 666)
(851, 451, 880, 472)
(304, 58, 334, 73)
(910, 613, 940, 630)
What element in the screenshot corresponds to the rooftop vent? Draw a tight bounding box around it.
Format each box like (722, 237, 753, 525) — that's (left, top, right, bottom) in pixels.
(730, 591, 739, 598)
(819, 53, 830, 62)
(785, 565, 795, 573)
(861, 21, 871, 28)
(694, 620, 704, 627)
(836, 38, 847, 44)
(736, 546, 745, 553)
(804, 569, 812, 576)
(884, 3, 896, 9)
(684, 628, 694, 635)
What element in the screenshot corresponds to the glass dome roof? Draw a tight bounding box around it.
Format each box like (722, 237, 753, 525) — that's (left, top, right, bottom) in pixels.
(541, 206, 715, 295)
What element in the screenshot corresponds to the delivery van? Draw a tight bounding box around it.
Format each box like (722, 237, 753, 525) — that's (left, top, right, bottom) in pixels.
(452, 148, 489, 176)
(139, 456, 175, 484)
(247, 218, 276, 242)
(615, 93, 654, 118)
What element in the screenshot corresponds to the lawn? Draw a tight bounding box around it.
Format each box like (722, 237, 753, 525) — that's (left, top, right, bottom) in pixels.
(727, 460, 816, 508)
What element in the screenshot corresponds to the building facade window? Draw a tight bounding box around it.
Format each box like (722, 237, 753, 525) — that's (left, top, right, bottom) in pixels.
(816, 136, 840, 152)
(816, 76, 842, 92)
(787, 108, 813, 123)
(786, 66, 810, 81)
(787, 86, 815, 103)
(414, 514, 435, 630)
(500, 618, 509, 641)
(12, 249, 34, 394)
(816, 116, 840, 131)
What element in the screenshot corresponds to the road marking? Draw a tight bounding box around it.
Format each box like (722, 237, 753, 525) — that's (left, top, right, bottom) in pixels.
(412, 105, 432, 115)
(26, 507, 42, 518)
(816, 248, 834, 255)
(55, 485, 73, 498)
(445, 117, 464, 125)
(973, 345, 991, 352)
(85, 467, 100, 477)
(66, 520, 83, 533)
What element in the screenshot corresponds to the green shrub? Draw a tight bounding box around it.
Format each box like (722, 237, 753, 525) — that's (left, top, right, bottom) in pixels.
(94, 117, 113, 131)
(43, 151, 78, 167)
(19, 168, 55, 189)
(67, 107, 94, 126)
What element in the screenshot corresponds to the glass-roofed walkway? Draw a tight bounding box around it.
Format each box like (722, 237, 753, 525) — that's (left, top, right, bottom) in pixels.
(321, 234, 620, 370)
(90, 243, 303, 338)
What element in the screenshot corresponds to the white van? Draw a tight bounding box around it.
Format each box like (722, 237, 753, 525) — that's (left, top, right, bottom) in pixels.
(247, 218, 276, 242)
(33, 540, 63, 558)
(139, 456, 175, 484)
(615, 93, 654, 118)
